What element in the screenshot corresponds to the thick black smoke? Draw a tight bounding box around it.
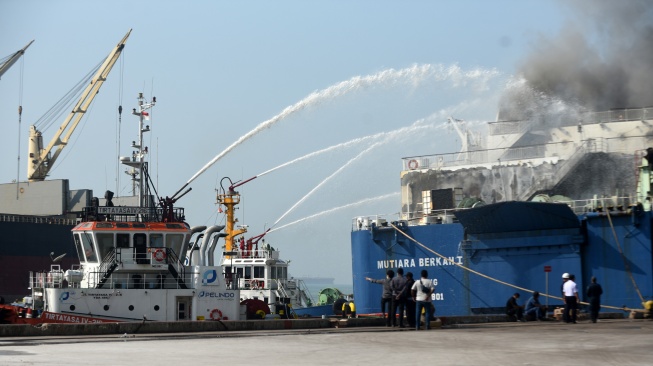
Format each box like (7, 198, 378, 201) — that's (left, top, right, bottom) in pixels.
(499, 0, 653, 120)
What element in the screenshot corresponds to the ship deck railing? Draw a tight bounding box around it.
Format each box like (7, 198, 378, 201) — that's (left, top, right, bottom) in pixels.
(28, 262, 194, 291)
(80, 206, 186, 223)
(230, 276, 300, 291)
(565, 196, 637, 215)
(402, 107, 653, 171)
(225, 248, 281, 260)
(0, 213, 77, 225)
(266, 278, 314, 307)
(227, 277, 314, 307)
(352, 196, 638, 230)
(87, 246, 188, 289)
(85, 272, 194, 290)
(403, 135, 650, 172)
(29, 265, 68, 290)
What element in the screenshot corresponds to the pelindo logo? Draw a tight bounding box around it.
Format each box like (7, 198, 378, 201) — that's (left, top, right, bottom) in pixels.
(202, 269, 217, 285)
(59, 292, 70, 301)
(198, 291, 235, 298)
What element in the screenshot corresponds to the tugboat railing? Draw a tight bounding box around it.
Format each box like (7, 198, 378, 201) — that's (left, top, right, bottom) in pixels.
(86, 247, 188, 289)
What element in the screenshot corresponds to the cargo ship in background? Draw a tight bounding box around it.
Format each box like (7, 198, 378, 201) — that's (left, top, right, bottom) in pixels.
(352, 107, 653, 317)
(0, 33, 132, 305)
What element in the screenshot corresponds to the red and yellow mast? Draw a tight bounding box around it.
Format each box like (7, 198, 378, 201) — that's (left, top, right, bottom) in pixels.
(217, 176, 257, 252)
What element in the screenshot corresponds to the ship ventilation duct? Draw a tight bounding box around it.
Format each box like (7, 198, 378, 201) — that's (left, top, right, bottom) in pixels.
(185, 226, 207, 266)
(208, 232, 228, 266)
(199, 225, 225, 265)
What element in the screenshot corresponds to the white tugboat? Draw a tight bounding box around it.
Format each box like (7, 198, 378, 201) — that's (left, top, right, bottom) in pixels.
(2, 92, 241, 324)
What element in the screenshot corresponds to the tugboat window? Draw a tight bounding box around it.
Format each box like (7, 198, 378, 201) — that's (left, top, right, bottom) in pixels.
(80, 233, 98, 263)
(166, 234, 184, 257)
(150, 233, 164, 248)
(96, 233, 113, 259)
(73, 234, 85, 262)
(134, 233, 148, 264)
(117, 233, 130, 248)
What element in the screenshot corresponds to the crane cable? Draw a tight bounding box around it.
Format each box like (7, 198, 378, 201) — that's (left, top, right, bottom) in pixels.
(33, 60, 101, 132)
(388, 222, 630, 312)
(16, 56, 25, 199)
(116, 50, 124, 196)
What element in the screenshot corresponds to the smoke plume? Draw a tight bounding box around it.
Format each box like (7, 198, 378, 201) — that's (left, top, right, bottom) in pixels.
(499, 0, 653, 120)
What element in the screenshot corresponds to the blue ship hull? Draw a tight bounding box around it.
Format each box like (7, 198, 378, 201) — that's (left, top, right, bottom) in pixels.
(352, 202, 652, 317)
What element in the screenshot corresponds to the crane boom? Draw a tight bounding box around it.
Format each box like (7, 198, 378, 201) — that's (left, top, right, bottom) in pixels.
(0, 40, 34, 80)
(27, 30, 131, 181)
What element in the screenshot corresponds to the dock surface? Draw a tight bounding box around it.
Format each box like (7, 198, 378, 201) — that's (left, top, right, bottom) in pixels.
(1, 318, 652, 365)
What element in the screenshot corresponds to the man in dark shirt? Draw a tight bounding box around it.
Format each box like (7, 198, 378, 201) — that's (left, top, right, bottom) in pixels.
(390, 268, 408, 327)
(404, 272, 416, 328)
(506, 293, 525, 322)
(524, 291, 547, 321)
(366, 270, 395, 326)
(586, 276, 603, 323)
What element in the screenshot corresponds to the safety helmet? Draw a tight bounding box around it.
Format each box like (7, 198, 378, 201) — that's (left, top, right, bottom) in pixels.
(562, 273, 570, 279)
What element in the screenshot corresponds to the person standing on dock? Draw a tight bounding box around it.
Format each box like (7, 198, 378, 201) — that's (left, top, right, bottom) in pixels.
(411, 270, 434, 330)
(563, 274, 580, 323)
(561, 273, 570, 322)
(390, 268, 408, 327)
(366, 270, 395, 327)
(405, 272, 416, 328)
(586, 276, 603, 323)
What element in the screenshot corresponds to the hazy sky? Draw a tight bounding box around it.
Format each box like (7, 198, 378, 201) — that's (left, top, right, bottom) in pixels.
(1, 0, 573, 284)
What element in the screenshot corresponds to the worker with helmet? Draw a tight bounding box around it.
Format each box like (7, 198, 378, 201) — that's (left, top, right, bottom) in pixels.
(563, 274, 579, 323)
(560, 273, 570, 322)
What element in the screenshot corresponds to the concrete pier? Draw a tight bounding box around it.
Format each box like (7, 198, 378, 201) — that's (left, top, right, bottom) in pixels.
(1, 318, 651, 365)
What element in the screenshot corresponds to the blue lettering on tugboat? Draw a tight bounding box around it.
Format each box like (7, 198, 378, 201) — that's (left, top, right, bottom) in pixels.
(198, 291, 235, 298)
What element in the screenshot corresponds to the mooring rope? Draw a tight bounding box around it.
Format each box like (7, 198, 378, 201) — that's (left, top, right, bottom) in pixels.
(604, 207, 645, 304)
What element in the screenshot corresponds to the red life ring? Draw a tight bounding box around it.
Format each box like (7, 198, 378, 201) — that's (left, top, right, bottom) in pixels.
(153, 249, 166, 262)
(408, 159, 419, 170)
(210, 308, 223, 320)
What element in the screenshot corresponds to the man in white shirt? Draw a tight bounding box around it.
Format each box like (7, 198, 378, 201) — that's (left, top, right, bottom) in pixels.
(411, 269, 434, 330)
(563, 273, 580, 323)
